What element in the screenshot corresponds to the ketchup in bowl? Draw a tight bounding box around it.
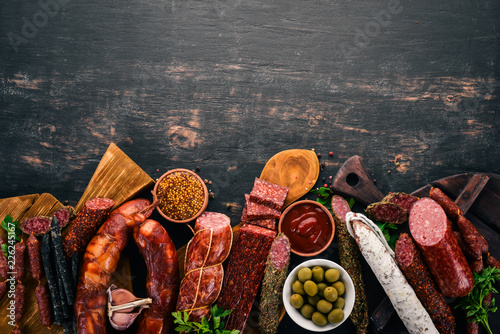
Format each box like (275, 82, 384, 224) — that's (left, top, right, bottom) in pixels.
(279, 200, 335, 256)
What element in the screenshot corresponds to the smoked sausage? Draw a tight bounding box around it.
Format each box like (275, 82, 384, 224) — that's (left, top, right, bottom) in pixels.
(75, 198, 152, 334)
(429, 187, 462, 222)
(134, 219, 179, 334)
(176, 212, 232, 323)
(27, 234, 43, 281)
(456, 215, 488, 259)
(409, 197, 474, 297)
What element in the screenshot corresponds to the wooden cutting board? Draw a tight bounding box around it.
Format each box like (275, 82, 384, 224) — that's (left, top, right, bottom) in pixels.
(331, 155, 500, 334)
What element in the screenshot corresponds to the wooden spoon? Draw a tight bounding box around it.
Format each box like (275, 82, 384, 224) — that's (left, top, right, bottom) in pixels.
(260, 149, 320, 208)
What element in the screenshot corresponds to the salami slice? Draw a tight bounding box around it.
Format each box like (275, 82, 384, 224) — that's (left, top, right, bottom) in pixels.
(216, 223, 276, 332)
(382, 192, 419, 214)
(241, 201, 276, 230)
(245, 194, 281, 220)
(365, 201, 407, 224)
(176, 212, 232, 323)
(249, 177, 289, 210)
(395, 233, 456, 334)
(409, 198, 474, 297)
(20, 206, 75, 236)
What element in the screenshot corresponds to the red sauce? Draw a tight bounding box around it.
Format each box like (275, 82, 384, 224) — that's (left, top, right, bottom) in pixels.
(280, 202, 333, 254)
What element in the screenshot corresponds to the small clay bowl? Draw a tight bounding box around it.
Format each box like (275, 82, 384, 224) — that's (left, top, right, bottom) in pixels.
(278, 200, 335, 257)
(153, 168, 208, 223)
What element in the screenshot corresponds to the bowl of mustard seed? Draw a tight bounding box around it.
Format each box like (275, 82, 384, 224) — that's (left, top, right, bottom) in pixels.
(153, 168, 208, 223)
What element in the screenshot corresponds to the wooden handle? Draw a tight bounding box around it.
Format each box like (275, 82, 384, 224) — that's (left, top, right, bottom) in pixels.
(454, 174, 489, 213)
(331, 155, 384, 205)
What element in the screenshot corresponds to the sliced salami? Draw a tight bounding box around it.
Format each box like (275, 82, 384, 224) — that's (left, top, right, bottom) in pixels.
(382, 192, 419, 214)
(245, 194, 281, 220)
(216, 223, 276, 332)
(20, 206, 75, 236)
(409, 197, 474, 297)
(240, 203, 276, 230)
(249, 177, 289, 210)
(365, 201, 407, 224)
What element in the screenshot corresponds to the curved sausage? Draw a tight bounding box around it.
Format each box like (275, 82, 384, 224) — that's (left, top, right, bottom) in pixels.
(13, 241, 26, 282)
(27, 234, 43, 281)
(409, 198, 474, 297)
(134, 219, 179, 334)
(456, 215, 488, 259)
(75, 198, 152, 334)
(395, 233, 456, 334)
(429, 187, 462, 222)
(36, 283, 54, 327)
(176, 212, 232, 322)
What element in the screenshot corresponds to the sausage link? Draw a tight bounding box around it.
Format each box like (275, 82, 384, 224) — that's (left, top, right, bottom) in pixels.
(0, 236, 8, 280)
(27, 234, 43, 281)
(429, 187, 463, 222)
(13, 241, 26, 282)
(457, 215, 488, 259)
(134, 219, 179, 334)
(0, 281, 6, 301)
(395, 233, 455, 334)
(36, 283, 54, 327)
(75, 198, 152, 334)
(14, 282, 26, 325)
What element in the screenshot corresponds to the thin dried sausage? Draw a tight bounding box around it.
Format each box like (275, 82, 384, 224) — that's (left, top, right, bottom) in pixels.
(36, 283, 54, 327)
(134, 219, 179, 334)
(456, 215, 488, 259)
(409, 198, 474, 297)
(75, 198, 152, 334)
(27, 234, 43, 282)
(429, 187, 462, 222)
(13, 241, 26, 282)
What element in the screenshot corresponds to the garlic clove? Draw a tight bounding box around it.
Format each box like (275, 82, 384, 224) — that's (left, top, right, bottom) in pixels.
(107, 284, 152, 330)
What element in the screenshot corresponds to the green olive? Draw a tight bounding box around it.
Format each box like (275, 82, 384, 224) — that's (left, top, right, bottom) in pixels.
(298, 267, 313, 282)
(332, 281, 345, 296)
(307, 294, 320, 307)
(317, 282, 328, 297)
(323, 286, 338, 302)
(292, 280, 305, 294)
(304, 280, 318, 296)
(327, 308, 345, 324)
(325, 268, 340, 282)
(333, 296, 345, 309)
(300, 304, 315, 319)
(312, 311, 328, 326)
(316, 299, 333, 314)
(290, 294, 304, 309)
(312, 266, 325, 282)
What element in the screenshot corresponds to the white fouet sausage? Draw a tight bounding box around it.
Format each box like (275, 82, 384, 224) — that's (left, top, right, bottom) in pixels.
(346, 213, 439, 334)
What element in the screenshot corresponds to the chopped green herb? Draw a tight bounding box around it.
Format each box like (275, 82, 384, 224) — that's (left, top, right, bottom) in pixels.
(456, 266, 500, 334)
(375, 222, 398, 249)
(172, 304, 240, 334)
(1, 215, 22, 257)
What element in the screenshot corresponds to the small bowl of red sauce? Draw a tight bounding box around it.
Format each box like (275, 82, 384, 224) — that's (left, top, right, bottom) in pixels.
(278, 200, 335, 257)
(153, 168, 208, 223)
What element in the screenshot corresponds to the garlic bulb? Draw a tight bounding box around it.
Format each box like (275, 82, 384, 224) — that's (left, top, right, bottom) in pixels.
(106, 284, 152, 330)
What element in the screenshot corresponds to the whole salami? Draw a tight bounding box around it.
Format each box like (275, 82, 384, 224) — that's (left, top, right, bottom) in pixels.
(176, 212, 232, 322)
(409, 197, 474, 297)
(134, 219, 179, 334)
(395, 233, 455, 334)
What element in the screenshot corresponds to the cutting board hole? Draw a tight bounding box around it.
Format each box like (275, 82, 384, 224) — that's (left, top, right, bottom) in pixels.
(346, 173, 359, 187)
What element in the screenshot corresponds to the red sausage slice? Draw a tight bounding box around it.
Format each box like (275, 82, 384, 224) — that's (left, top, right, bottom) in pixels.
(409, 197, 474, 298)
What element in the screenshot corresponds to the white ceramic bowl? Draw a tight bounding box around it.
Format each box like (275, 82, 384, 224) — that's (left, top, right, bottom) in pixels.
(283, 259, 355, 332)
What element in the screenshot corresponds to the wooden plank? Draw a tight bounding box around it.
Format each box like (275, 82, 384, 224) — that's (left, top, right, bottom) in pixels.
(0, 193, 39, 241)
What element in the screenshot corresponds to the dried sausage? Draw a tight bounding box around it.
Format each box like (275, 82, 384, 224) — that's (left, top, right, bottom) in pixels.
(13, 241, 26, 282)
(134, 219, 179, 334)
(331, 195, 369, 334)
(63, 197, 115, 259)
(241, 195, 276, 230)
(41, 233, 63, 325)
(248, 177, 289, 210)
(365, 201, 407, 224)
(429, 187, 462, 222)
(382, 192, 419, 213)
(217, 223, 276, 332)
(14, 282, 25, 325)
(456, 215, 488, 259)
(75, 198, 152, 334)
(36, 283, 54, 327)
(20, 206, 75, 235)
(0, 281, 6, 301)
(409, 198, 474, 297)
(27, 234, 43, 281)
(245, 195, 281, 220)
(176, 212, 232, 323)
(259, 234, 290, 334)
(395, 233, 455, 334)
(348, 218, 438, 334)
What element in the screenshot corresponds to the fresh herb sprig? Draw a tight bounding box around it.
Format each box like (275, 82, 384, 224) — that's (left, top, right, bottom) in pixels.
(172, 304, 240, 334)
(456, 266, 500, 334)
(375, 222, 399, 249)
(310, 186, 355, 210)
(1, 214, 22, 257)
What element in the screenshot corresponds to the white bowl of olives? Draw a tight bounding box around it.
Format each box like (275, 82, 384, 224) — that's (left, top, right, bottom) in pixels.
(283, 259, 355, 332)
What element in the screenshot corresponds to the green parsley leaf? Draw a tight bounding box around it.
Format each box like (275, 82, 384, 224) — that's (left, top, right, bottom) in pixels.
(172, 305, 240, 334)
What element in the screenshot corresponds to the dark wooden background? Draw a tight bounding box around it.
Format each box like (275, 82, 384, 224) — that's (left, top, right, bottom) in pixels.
(1, 0, 499, 333)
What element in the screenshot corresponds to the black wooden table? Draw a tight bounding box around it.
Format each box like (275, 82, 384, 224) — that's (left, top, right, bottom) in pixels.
(1, 0, 499, 333)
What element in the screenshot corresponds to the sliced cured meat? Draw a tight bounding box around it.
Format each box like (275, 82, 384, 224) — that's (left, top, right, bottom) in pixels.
(349, 219, 438, 334)
(382, 192, 419, 213)
(240, 204, 276, 230)
(217, 223, 276, 332)
(365, 201, 407, 224)
(20, 206, 75, 236)
(331, 195, 368, 334)
(176, 212, 232, 322)
(395, 233, 455, 334)
(249, 177, 289, 210)
(456, 215, 488, 259)
(245, 194, 281, 220)
(429, 187, 463, 222)
(409, 197, 474, 297)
